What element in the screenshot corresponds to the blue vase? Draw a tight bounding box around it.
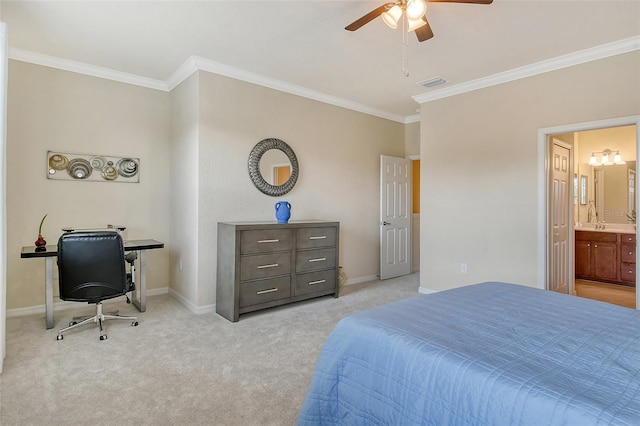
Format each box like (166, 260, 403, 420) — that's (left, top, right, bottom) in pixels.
(275, 201, 291, 224)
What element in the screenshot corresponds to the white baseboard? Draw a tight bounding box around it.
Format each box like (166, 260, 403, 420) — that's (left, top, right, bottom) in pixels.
(6, 287, 169, 318)
(167, 288, 216, 315)
(418, 286, 438, 295)
(344, 275, 379, 285)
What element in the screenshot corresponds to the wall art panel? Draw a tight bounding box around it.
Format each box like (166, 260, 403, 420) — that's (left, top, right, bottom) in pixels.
(47, 151, 140, 183)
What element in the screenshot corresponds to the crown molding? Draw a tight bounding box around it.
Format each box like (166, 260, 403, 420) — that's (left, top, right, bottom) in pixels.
(9, 48, 407, 123)
(404, 114, 420, 124)
(9, 47, 169, 91)
(186, 55, 407, 123)
(10, 35, 639, 123)
(413, 36, 640, 105)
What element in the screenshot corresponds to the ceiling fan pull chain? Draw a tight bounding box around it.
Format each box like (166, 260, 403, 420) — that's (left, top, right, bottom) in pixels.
(401, 13, 410, 77)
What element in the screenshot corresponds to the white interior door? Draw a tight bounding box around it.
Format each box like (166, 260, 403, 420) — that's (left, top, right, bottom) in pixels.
(380, 155, 411, 280)
(549, 139, 572, 294)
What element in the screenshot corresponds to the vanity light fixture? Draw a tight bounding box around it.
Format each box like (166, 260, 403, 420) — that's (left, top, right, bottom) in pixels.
(588, 149, 626, 166)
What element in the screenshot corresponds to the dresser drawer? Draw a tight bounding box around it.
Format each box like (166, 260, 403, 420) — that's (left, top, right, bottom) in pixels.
(295, 269, 336, 296)
(239, 276, 291, 308)
(297, 227, 337, 249)
(240, 252, 291, 281)
(620, 262, 636, 283)
(240, 229, 293, 254)
(621, 234, 636, 244)
(621, 243, 636, 263)
(296, 248, 336, 273)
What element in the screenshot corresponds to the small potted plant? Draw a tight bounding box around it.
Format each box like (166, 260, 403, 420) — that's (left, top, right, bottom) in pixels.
(35, 214, 48, 251)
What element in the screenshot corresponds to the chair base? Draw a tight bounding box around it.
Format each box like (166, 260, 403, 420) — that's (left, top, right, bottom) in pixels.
(56, 301, 138, 341)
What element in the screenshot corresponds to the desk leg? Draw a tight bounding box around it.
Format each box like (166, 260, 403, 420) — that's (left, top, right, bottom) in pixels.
(131, 250, 147, 312)
(45, 257, 54, 329)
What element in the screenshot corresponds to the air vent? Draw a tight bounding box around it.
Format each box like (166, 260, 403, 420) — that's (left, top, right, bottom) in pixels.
(418, 76, 447, 88)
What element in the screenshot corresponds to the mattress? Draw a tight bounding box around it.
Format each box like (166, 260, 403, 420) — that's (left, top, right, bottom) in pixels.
(297, 282, 640, 425)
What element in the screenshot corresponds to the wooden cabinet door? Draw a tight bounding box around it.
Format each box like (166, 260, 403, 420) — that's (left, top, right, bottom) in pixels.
(575, 241, 591, 278)
(593, 242, 617, 281)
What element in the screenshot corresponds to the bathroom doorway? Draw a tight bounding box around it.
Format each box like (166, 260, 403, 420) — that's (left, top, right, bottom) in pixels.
(540, 116, 640, 310)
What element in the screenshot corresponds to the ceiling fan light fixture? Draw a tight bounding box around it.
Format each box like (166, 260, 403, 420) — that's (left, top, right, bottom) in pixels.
(407, 15, 427, 32)
(406, 0, 427, 19)
(381, 5, 402, 29)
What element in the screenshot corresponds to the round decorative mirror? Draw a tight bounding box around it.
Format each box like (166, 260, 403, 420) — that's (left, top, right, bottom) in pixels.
(248, 138, 299, 197)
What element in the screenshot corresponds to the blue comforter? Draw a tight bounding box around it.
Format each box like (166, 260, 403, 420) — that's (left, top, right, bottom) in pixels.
(297, 282, 640, 425)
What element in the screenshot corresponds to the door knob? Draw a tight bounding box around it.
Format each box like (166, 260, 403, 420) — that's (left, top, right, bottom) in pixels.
(382, 221, 391, 225)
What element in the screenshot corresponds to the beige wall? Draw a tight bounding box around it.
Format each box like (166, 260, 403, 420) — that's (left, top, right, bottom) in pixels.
(195, 71, 405, 306)
(6, 60, 171, 310)
(405, 121, 420, 156)
(419, 51, 640, 292)
(5, 60, 406, 312)
(169, 73, 200, 308)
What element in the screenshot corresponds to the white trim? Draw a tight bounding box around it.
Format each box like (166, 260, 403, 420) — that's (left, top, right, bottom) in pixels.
(190, 55, 407, 123)
(407, 154, 420, 160)
(9, 48, 169, 91)
(167, 288, 216, 315)
(537, 116, 640, 303)
(6, 287, 169, 318)
(8, 36, 639, 124)
(418, 286, 438, 295)
(343, 275, 379, 285)
(414, 36, 640, 104)
(404, 114, 420, 124)
(165, 56, 199, 91)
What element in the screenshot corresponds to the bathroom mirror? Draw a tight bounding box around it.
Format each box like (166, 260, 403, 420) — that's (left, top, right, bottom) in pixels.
(248, 138, 299, 196)
(574, 125, 637, 224)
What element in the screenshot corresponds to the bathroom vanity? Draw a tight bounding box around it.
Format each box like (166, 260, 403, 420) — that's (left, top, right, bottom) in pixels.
(575, 229, 636, 287)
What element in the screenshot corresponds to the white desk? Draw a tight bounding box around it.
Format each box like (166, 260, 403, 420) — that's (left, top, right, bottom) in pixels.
(21, 239, 164, 329)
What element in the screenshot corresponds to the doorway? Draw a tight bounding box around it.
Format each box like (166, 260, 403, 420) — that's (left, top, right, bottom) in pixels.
(539, 116, 640, 310)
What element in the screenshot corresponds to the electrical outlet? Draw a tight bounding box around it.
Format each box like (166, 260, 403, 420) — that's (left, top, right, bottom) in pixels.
(460, 263, 468, 274)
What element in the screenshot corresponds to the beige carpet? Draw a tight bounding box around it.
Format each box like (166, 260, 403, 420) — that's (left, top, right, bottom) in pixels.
(0, 273, 419, 425)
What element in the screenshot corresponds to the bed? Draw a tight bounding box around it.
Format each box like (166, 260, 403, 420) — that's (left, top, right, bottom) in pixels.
(297, 282, 640, 425)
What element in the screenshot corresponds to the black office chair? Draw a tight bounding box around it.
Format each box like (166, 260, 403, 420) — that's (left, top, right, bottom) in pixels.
(56, 231, 138, 341)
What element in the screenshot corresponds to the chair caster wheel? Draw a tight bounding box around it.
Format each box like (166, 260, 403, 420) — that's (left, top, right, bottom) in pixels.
(100, 335, 107, 341)
(56, 335, 63, 340)
(132, 321, 138, 327)
(69, 321, 77, 326)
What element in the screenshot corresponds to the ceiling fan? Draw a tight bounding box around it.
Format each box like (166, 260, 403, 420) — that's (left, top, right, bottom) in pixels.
(345, 0, 493, 42)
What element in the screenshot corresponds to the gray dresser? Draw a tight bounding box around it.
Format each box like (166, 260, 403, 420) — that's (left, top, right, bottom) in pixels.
(216, 221, 340, 322)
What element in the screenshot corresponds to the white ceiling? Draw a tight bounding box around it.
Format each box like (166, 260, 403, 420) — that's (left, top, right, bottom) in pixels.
(2, 1, 639, 121)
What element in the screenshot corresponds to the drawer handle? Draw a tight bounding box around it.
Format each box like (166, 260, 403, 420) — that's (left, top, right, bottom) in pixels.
(309, 236, 327, 240)
(308, 279, 326, 286)
(309, 257, 327, 263)
(257, 263, 279, 269)
(256, 288, 278, 295)
(629, 271, 634, 274)
(258, 239, 280, 243)
(630, 252, 634, 255)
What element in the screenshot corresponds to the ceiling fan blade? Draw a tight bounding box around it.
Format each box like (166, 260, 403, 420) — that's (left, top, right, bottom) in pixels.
(345, 3, 396, 31)
(427, 0, 493, 4)
(414, 17, 434, 42)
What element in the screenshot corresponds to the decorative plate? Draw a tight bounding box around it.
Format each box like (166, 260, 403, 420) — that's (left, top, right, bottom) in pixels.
(101, 165, 118, 180)
(117, 158, 139, 178)
(48, 154, 69, 170)
(67, 158, 92, 180)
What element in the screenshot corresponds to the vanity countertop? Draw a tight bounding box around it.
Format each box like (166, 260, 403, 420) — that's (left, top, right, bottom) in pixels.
(575, 226, 636, 235)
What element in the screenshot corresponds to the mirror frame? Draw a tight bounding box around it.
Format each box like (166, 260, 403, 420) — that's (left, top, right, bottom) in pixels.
(248, 138, 299, 196)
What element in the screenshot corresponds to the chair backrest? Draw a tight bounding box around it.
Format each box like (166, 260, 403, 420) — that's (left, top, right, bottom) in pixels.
(57, 231, 127, 303)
